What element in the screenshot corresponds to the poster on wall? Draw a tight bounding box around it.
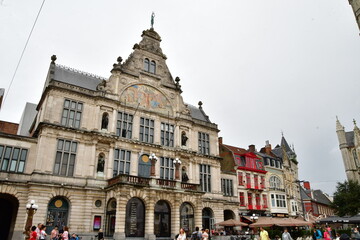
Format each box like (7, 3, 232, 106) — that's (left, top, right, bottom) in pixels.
(93, 216, 101, 230)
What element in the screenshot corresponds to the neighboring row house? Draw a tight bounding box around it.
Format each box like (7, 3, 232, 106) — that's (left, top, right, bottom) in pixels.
(219, 136, 303, 220)
(300, 181, 334, 218)
(0, 27, 239, 240)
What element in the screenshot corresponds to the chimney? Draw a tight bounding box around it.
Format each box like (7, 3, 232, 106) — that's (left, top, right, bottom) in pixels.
(265, 140, 272, 155)
(218, 137, 223, 145)
(248, 144, 256, 152)
(303, 181, 311, 190)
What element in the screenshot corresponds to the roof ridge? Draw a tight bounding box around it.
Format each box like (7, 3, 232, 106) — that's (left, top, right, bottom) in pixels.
(56, 64, 108, 81)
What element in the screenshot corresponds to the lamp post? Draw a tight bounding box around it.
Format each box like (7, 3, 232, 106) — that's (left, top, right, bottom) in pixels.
(174, 158, 182, 180)
(24, 200, 39, 240)
(295, 180, 306, 220)
(149, 153, 158, 177)
(250, 213, 258, 222)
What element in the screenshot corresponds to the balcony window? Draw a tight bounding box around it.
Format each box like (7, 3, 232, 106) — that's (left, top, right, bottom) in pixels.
(239, 192, 245, 206)
(113, 149, 131, 177)
(200, 164, 211, 192)
(238, 172, 244, 186)
(160, 157, 174, 180)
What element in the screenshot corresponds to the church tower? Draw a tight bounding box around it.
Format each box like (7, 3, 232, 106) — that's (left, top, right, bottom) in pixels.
(348, 0, 360, 31)
(336, 118, 360, 182)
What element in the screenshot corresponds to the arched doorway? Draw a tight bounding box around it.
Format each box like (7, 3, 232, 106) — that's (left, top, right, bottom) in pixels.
(45, 197, 69, 234)
(180, 202, 194, 234)
(154, 200, 171, 237)
(105, 198, 116, 237)
(223, 210, 235, 220)
(138, 154, 151, 178)
(0, 194, 19, 240)
(202, 208, 214, 231)
(125, 197, 145, 237)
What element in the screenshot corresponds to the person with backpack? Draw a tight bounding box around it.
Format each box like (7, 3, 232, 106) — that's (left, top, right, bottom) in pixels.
(314, 228, 322, 240)
(191, 227, 202, 240)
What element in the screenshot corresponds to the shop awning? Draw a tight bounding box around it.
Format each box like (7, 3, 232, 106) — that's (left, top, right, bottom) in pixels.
(249, 217, 313, 228)
(215, 219, 248, 227)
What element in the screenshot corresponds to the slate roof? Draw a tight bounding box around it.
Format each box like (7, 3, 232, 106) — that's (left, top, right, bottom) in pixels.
(345, 131, 355, 147)
(300, 187, 312, 201)
(53, 64, 105, 91)
(187, 104, 211, 123)
(313, 190, 332, 205)
(222, 144, 247, 155)
(272, 147, 283, 158)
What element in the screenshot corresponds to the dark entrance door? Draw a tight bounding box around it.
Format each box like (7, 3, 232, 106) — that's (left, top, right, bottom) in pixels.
(138, 154, 151, 178)
(106, 199, 117, 237)
(202, 208, 213, 231)
(180, 202, 194, 234)
(45, 198, 69, 234)
(125, 198, 145, 237)
(0, 194, 18, 240)
(154, 200, 171, 237)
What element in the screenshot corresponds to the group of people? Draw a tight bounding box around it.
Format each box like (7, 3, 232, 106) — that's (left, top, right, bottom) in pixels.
(29, 223, 76, 240)
(176, 227, 210, 240)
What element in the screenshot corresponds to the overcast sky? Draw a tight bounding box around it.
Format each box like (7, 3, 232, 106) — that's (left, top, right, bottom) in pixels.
(1, 0, 359, 195)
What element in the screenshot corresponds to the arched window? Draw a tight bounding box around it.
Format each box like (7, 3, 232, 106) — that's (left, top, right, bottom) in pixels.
(150, 60, 156, 73)
(154, 200, 171, 237)
(353, 150, 359, 167)
(106, 198, 116, 237)
(180, 202, 194, 234)
(202, 208, 214, 231)
(45, 197, 69, 234)
(269, 176, 282, 189)
(126, 198, 145, 237)
(144, 58, 150, 71)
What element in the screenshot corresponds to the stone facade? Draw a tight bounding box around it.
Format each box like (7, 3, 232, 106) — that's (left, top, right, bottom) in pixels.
(0, 28, 238, 240)
(348, 0, 360, 31)
(336, 118, 360, 183)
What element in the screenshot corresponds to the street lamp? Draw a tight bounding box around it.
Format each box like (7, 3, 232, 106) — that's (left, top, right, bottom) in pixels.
(174, 158, 182, 180)
(24, 200, 39, 240)
(149, 153, 158, 176)
(250, 213, 258, 222)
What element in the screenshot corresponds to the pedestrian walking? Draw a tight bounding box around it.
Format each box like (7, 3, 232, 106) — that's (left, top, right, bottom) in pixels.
(30, 226, 37, 240)
(51, 226, 59, 240)
(282, 228, 293, 240)
(39, 225, 47, 240)
(202, 229, 209, 240)
(260, 227, 270, 240)
(62, 226, 69, 240)
(96, 228, 104, 240)
(177, 228, 187, 240)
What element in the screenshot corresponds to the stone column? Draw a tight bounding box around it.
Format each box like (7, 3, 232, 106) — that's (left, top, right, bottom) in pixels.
(145, 190, 156, 240)
(113, 190, 127, 240)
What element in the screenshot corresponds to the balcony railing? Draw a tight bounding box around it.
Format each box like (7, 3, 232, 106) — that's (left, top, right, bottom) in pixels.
(157, 179, 176, 188)
(256, 205, 262, 210)
(108, 174, 150, 186)
(108, 174, 202, 192)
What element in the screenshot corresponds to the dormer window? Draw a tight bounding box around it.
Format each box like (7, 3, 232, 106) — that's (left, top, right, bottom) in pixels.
(144, 58, 156, 74)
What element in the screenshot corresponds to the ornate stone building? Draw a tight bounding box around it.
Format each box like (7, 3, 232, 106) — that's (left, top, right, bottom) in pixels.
(0, 28, 239, 240)
(348, 0, 360, 31)
(336, 118, 360, 183)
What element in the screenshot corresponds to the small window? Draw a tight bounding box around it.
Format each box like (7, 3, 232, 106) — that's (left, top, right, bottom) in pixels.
(61, 99, 83, 128)
(144, 58, 150, 71)
(150, 61, 156, 74)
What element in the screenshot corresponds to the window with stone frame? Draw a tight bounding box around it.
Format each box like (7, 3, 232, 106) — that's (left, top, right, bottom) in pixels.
(269, 175, 282, 189)
(200, 164, 211, 192)
(116, 112, 133, 138)
(270, 194, 286, 208)
(61, 99, 83, 128)
(221, 179, 233, 196)
(113, 149, 131, 177)
(160, 157, 174, 180)
(0, 145, 28, 173)
(54, 139, 77, 176)
(161, 123, 174, 147)
(144, 58, 156, 74)
(139, 117, 154, 143)
(198, 132, 210, 155)
(239, 192, 245, 206)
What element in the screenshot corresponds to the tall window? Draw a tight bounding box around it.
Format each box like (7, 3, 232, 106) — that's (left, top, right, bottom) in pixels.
(255, 194, 261, 208)
(61, 99, 83, 128)
(161, 123, 174, 147)
(291, 201, 298, 212)
(239, 192, 245, 206)
(254, 175, 258, 189)
(113, 149, 131, 177)
(271, 194, 286, 208)
(150, 61, 156, 74)
(263, 194, 268, 208)
(160, 157, 174, 180)
(0, 145, 28, 173)
(116, 112, 133, 138)
(238, 172, 244, 186)
(247, 193, 253, 207)
(54, 139, 77, 176)
(200, 164, 211, 192)
(198, 132, 210, 155)
(260, 176, 265, 189)
(269, 176, 282, 189)
(221, 179, 233, 196)
(246, 173, 251, 188)
(139, 117, 154, 143)
(144, 58, 149, 71)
